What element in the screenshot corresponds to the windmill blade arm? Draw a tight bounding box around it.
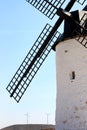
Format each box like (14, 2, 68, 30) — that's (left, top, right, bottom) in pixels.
(26, 0, 86, 20)
(74, 13, 87, 48)
(26, 0, 66, 19)
(77, 0, 86, 5)
(6, 23, 61, 102)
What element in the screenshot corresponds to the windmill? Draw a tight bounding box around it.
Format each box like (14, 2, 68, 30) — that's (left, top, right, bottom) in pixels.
(6, 0, 87, 129)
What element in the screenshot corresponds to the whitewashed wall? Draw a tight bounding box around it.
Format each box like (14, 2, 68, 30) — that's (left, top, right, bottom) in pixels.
(55, 38, 87, 130)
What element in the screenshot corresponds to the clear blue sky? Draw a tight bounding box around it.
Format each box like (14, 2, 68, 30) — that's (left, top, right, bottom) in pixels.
(0, 0, 84, 129)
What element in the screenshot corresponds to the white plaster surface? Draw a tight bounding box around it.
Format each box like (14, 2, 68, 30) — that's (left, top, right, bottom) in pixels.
(55, 38, 87, 130)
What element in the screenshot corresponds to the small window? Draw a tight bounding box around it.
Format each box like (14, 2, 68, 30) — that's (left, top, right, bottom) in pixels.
(70, 71, 75, 80)
(72, 71, 75, 79)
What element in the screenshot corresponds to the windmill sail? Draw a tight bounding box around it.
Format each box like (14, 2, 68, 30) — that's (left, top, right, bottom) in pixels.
(77, 0, 86, 5)
(7, 0, 82, 102)
(26, 0, 66, 19)
(26, 0, 86, 20)
(6, 24, 61, 102)
(74, 13, 87, 48)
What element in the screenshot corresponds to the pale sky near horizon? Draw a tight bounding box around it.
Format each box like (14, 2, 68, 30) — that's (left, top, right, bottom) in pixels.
(0, 0, 85, 129)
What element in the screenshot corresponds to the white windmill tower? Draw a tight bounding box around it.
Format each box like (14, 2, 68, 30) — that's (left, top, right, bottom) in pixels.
(6, 0, 87, 130)
(53, 6, 87, 130)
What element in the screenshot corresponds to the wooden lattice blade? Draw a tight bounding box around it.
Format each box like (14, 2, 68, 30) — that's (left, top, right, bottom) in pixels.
(26, 0, 66, 19)
(6, 24, 61, 102)
(77, 0, 86, 5)
(74, 13, 87, 48)
(26, 0, 86, 20)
